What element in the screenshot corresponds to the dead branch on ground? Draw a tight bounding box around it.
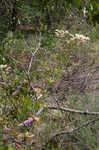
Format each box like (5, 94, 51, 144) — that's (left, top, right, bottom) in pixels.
(47, 106, 99, 115)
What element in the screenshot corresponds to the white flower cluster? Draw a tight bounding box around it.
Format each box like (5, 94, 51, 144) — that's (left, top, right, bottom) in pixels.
(0, 64, 7, 69)
(55, 29, 73, 38)
(55, 29, 90, 44)
(70, 34, 90, 43)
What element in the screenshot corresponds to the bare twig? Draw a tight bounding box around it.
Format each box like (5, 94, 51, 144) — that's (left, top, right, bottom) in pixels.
(8, 32, 42, 99)
(35, 107, 44, 116)
(9, 56, 37, 99)
(27, 32, 42, 74)
(47, 106, 99, 115)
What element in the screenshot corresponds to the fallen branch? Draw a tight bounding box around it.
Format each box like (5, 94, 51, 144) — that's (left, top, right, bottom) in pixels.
(52, 117, 99, 137)
(42, 117, 99, 149)
(47, 106, 99, 115)
(0, 81, 8, 86)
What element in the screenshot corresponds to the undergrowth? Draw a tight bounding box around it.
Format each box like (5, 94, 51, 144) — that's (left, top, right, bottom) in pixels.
(0, 23, 99, 150)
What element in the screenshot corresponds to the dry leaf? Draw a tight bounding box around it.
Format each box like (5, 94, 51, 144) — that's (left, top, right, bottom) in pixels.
(34, 117, 40, 122)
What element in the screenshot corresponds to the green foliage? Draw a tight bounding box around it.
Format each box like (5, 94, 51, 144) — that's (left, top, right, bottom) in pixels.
(16, 96, 33, 120)
(89, 25, 99, 41)
(0, 0, 98, 42)
(0, 3, 99, 150)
